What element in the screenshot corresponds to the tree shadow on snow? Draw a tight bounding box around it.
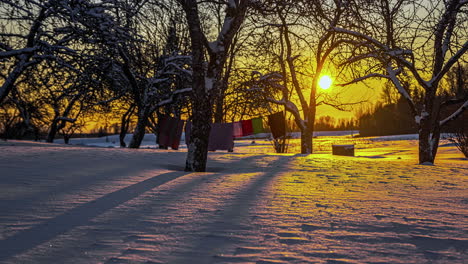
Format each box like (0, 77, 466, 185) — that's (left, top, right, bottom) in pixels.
(0, 170, 187, 261)
(165, 163, 225, 172)
(0, 154, 293, 262)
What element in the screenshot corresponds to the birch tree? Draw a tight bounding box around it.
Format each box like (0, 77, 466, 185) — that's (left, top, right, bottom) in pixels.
(176, 0, 251, 171)
(333, 0, 468, 164)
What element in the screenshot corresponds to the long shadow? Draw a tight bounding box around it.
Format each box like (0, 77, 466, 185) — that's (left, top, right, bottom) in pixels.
(0, 170, 188, 261)
(91, 154, 277, 230)
(0, 153, 279, 263)
(172, 155, 296, 263)
(0, 152, 186, 215)
(0, 165, 151, 215)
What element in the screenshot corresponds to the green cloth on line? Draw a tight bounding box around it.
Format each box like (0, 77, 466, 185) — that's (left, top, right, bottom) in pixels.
(252, 117, 264, 134)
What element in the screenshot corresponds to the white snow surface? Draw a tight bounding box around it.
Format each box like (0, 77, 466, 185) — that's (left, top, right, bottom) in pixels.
(0, 132, 467, 263)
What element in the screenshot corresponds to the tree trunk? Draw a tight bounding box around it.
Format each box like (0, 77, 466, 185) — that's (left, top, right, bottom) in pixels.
(418, 128, 433, 164)
(182, 0, 212, 172)
(185, 102, 212, 172)
(119, 127, 127, 148)
(213, 93, 224, 123)
(128, 109, 148, 149)
(119, 105, 135, 148)
(180, 0, 247, 171)
(300, 105, 316, 154)
(301, 125, 313, 154)
(418, 85, 440, 164)
(418, 131, 439, 164)
(418, 117, 441, 164)
(46, 119, 59, 143)
(184, 34, 212, 171)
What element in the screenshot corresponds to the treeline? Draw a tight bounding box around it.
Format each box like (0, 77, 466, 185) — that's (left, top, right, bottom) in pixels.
(358, 100, 468, 137)
(314, 116, 357, 131)
(358, 100, 417, 136)
(357, 64, 468, 137)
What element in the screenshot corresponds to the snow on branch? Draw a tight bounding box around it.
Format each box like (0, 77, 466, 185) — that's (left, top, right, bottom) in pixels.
(148, 78, 170, 85)
(165, 62, 192, 76)
(387, 49, 413, 57)
(266, 97, 305, 130)
(430, 40, 468, 86)
(0, 48, 37, 59)
(441, 97, 468, 107)
(206, 0, 249, 54)
(154, 87, 192, 109)
(332, 27, 428, 88)
(386, 64, 417, 117)
(245, 72, 286, 93)
(165, 55, 192, 63)
(339, 52, 379, 67)
(337, 73, 390, 87)
(204, 77, 214, 91)
(56, 117, 76, 123)
(332, 27, 389, 51)
(440, 99, 468, 127)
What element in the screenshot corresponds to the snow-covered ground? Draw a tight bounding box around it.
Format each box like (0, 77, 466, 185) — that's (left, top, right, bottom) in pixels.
(0, 133, 466, 263)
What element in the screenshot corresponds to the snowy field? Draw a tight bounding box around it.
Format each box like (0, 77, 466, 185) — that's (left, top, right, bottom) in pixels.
(0, 132, 467, 263)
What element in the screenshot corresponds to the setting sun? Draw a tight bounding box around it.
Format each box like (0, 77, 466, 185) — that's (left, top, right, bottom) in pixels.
(318, 75, 333, 90)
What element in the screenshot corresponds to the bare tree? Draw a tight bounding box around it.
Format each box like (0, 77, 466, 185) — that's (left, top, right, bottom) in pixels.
(176, 0, 250, 171)
(0, 88, 42, 140)
(333, 0, 468, 164)
(100, 2, 193, 149)
(124, 52, 192, 149)
(244, 0, 362, 153)
(0, 0, 133, 104)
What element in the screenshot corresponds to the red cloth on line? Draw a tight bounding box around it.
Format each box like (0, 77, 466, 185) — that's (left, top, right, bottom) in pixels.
(233, 121, 243, 138)
(241, 119, 253, 136)
(157, 116, 184, 150)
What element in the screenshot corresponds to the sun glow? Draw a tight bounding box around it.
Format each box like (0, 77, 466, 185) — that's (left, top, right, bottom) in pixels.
(318, 75, 333, 90)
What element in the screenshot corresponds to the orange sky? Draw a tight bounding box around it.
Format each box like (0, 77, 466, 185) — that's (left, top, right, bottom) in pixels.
(317, 78, 383, 121)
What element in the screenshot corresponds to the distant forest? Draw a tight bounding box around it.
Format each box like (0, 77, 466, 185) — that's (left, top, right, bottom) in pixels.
(313, 64, 468, 136)
(356, 64, 467, 137)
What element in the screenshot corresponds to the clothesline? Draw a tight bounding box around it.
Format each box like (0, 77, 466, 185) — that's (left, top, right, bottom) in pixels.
(156, 112, 287, 151)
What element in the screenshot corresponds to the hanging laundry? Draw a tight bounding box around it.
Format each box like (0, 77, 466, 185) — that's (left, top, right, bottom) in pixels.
(267, 112, 286, 139)
(241, 119, 253, 136)
(233, 121, 243, 138)
(208, 123, 234, 151)
(171, 120, 184, 150)
(185, 121, 234, 151)
(157, 116, 184, 150)
(251, 117, 264, 134)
